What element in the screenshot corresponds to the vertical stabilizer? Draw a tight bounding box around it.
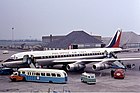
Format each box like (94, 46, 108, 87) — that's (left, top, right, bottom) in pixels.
(106, 29, 122, 48)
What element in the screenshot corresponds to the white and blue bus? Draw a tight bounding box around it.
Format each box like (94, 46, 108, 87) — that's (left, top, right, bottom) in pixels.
(18, 68, 68, 83)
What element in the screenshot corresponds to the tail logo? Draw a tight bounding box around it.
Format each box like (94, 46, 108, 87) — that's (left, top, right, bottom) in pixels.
(107, 29, 122, 48)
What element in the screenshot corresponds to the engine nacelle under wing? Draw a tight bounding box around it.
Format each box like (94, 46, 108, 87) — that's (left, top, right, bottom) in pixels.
(66, 63, 86, 71)
(92, 62, 110, 71)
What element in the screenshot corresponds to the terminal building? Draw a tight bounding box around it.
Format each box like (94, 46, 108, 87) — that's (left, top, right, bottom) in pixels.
(42, 30, 140, 50)
(42, 31, 104, 50)
(120, 31, 140, 49)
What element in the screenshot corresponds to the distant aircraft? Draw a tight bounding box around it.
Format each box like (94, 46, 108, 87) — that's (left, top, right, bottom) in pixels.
(2, 29, 140, 71)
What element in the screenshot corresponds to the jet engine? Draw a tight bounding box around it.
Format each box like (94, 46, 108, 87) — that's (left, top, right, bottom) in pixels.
(92, 62, 110, 71)
(66, 63, 86, 71)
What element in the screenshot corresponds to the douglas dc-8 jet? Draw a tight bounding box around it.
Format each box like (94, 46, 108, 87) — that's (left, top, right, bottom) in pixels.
(2, 29, 140, 71)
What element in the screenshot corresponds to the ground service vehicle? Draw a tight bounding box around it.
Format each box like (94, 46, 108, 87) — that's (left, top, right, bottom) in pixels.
(81, 72, 96, 84)
(10, 68, 68, 83)
(10, 72, 25, 81)
(114, 69, 125, 79)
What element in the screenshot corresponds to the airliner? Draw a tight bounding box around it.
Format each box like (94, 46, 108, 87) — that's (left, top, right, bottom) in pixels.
(2, 29, 140, 71)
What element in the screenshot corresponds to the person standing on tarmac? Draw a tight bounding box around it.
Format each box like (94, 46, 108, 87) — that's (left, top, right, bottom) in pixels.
(111, 70, 115, 77)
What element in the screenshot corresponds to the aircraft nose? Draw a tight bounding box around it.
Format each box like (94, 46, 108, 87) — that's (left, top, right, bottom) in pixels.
(1, 63, 8, 67)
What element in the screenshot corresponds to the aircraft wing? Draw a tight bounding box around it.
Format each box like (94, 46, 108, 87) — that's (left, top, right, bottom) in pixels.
(52, 57, 140, 70)
(53, 57, 140, 64)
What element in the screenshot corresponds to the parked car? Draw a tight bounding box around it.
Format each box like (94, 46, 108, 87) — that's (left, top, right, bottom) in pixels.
(2, 50, 9, 54)
(0, 67, 13, 75)
(114, 69, 125, 79)
(81, 72, 96, 84)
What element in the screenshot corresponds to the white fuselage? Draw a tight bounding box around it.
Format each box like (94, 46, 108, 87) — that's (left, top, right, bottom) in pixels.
(3, 48, 122, 68)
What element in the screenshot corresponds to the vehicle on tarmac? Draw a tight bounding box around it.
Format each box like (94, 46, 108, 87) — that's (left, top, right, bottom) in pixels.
(2, 50, 9, 54)
(10, 72, 25, 81)
(114, 69, 125, 79)
(10, 68, 68, 83)
(0, 67, 13, 75)
(81, 72, 96, 84)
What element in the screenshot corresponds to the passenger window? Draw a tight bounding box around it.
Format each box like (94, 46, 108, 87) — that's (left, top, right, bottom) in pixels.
(32, 73, 35, 75)
(29, 72, 31, 75)
(41, 73, 45, 76)
(51, 73, 56, 77)
(57, 74, 61, 77)
(22, 71, 25, 74)
(46, 73, 50, 76)
(63, 72, 67, 77)
(36, 73, 40, 76)
(72, 54, 75, 56)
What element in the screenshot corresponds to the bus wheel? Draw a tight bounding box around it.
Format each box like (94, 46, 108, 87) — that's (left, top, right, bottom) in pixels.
(49, 81, 53, 83)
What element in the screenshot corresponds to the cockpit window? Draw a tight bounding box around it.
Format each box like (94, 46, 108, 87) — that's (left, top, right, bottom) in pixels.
(4, 58, 15, 62)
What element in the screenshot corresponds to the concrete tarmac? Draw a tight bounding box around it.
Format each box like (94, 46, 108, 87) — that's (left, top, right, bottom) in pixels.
(0, 50, 140, 92)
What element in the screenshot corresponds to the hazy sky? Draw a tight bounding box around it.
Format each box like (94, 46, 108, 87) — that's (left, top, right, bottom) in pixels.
(0, 0, 140, 40)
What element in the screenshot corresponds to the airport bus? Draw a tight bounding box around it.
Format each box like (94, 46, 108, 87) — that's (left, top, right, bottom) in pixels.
(10, 68, 68, 83)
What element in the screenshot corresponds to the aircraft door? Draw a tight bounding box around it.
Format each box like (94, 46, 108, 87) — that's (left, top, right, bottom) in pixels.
(30, 55, 35, 65)
(30, 55, 37, 68)
(22, 55, 30, 64)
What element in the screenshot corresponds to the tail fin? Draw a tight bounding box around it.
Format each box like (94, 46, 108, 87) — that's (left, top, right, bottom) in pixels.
(106, 29, 122, 48)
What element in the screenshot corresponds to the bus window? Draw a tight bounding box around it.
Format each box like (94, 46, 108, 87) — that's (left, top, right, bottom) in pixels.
(46, 73, 50, 76)
(57, 74, 61, 77)
(22, 71, 25, 74)
(36, 72, 40, 76)
(63, 72, 67, 77)
(27, 72, 32, 76)
(41, 73, 45, 76)
(51, 73, 56, 77)
(32, 72, 35, 76)
(27, 72, 30, 75)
